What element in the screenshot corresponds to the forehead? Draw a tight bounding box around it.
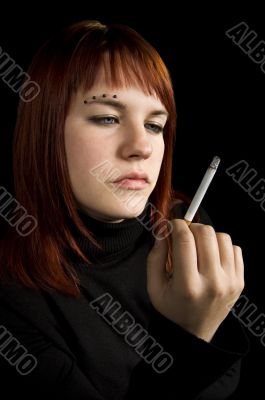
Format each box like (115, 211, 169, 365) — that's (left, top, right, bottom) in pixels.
(79, 65, 164, 106)
(84, 86, 163, 105)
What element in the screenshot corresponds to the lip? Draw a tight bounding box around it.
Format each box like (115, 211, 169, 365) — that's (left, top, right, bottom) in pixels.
(113, 171, 149, 183)
(112, 178, 149, 190)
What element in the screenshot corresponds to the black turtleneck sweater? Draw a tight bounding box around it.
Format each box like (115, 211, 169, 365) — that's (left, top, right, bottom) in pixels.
(0, 203, 249, 400)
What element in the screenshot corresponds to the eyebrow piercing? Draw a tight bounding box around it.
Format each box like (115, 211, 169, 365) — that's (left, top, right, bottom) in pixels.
(83, 94, 118, 104)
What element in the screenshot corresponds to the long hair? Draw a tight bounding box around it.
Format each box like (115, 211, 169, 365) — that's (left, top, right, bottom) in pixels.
(0, 20, 197, 296)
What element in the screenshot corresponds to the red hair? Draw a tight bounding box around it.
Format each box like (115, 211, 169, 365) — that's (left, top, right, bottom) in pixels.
(0, 20, 197, 296)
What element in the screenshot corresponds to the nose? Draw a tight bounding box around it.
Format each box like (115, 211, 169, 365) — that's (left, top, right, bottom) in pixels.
(119, 121, 153, 160)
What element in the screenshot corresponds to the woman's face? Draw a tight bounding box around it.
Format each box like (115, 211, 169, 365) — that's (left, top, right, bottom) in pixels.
(64, 78, 168, 223)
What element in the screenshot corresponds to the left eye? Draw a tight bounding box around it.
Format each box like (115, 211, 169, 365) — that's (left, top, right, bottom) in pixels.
(145, 123, 163, 134)
(89, 116, 163, 133)
(91, 116, 118, 125)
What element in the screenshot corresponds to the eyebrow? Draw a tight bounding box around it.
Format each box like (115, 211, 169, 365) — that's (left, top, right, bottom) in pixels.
(84, 98, 169, 117)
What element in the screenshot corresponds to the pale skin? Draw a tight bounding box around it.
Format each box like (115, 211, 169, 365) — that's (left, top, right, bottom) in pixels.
(65, 79, 166, 222)
(146, 220, 245, 342)
(65, 77, 244, 344)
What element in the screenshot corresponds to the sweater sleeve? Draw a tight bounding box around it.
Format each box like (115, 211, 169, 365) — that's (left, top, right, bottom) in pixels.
(0, 303, 105, 400)
(126, 307, 249, 400)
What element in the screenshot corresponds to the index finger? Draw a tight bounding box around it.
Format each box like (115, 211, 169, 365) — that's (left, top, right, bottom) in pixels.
(170, 219, 198, 285)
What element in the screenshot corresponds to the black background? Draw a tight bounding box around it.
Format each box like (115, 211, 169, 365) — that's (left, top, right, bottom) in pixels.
(0, 5, 264, 399)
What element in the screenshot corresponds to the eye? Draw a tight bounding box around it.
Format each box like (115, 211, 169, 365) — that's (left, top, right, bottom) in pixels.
(145, 123, 164, 134)
(89, 116, 119, 125)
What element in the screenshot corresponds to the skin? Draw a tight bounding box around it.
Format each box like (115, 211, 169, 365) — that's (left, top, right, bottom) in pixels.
(65, 75, 244, 343)
(64, 80, 167, 223)
(146, 222, 245, 342)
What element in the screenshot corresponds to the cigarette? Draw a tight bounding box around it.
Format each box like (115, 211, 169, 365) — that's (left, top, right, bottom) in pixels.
(184, 156, 221, 226)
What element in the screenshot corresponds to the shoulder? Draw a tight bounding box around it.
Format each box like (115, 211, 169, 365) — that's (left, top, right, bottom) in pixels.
(0, 281, 74, 356)
(0, 281, 53, 325)
(0, 279, 80, 330)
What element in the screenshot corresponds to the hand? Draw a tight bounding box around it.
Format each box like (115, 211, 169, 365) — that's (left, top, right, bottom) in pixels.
(146, 219, 245, 342)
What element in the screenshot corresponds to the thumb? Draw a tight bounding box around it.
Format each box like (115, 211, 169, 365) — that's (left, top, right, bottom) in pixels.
(146, 235, 169, 298)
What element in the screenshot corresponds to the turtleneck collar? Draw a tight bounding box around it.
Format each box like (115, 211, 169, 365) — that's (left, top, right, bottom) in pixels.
(71, 204, 152, 267)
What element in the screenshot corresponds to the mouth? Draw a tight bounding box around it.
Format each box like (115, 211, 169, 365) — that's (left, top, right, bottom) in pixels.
(111, 178, 149, 190)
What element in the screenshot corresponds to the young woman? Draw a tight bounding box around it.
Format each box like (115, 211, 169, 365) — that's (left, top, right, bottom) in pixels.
(0, 20, 248, 399)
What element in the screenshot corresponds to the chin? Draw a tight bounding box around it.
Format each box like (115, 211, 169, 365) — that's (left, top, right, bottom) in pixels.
(104, 204, 146, 220)
(78, 196, 148, 221)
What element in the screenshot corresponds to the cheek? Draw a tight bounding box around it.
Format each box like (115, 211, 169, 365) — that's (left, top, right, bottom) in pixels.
(154, 139, 165, 163)
(65, 131, 106, 182)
